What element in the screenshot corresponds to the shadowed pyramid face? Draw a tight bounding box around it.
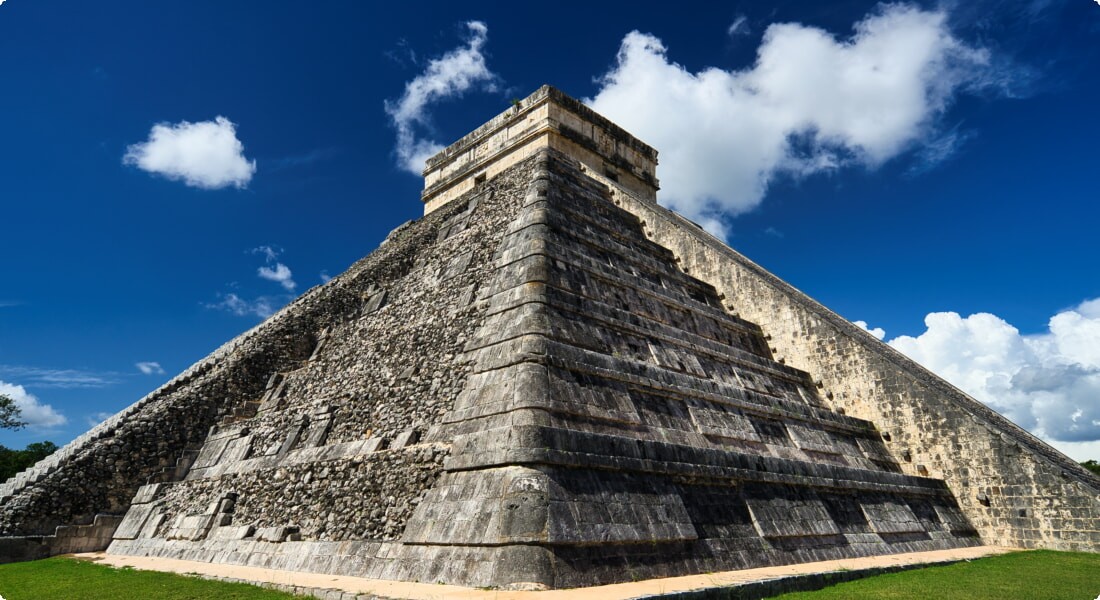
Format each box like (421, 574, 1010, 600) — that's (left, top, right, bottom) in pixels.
(3, 86, 1097, 586)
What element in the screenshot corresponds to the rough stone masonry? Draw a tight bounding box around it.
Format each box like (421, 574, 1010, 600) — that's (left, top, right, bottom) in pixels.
(0, 85, 1096, 589)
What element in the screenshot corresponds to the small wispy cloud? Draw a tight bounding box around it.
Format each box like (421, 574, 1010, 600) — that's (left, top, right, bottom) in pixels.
(0, 380, 67, 429)
(86, 411, 113, 427)
(135, 361, 165, 375)
(123, 116, 256, 189)
(908, 126, 977, 175)
(0, 365, 120, 389)
(319, 271, 332, 283)
(206, 246, 297, 319)
(252, 245, 296, 291)
(385, 21, 499, 174)
(727, 15, 750, 36)
(763, 227, 784, 238)
(252, 245, 278, 262)
(267, 147, 338, 171)
(384, 38, 420, 68)
(205, 293, 279, 319)
(258, 263, 295, 291)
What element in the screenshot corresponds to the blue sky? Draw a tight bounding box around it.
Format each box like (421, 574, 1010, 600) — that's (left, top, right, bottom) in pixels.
(1, 1, 1099, 459)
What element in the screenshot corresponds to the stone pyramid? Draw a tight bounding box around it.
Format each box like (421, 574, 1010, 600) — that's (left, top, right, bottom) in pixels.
(1, 85, 1096, 587)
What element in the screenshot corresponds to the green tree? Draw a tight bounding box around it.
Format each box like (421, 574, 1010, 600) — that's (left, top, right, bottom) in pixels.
(0, 393, 57, 482)
(0, 392, 27, 430)
(0, 441, 58, 481)
(1082, 460, 1100, 477)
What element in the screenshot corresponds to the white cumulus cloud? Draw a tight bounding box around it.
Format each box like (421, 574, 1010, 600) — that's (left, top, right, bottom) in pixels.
(386, 21, 498, 174)
(124, 116, 256, 189)
(587, 4, 997, 238)
(0, 380, 67, 429)
(886, 298, 1100, 446)
(135, 361, 165, 375)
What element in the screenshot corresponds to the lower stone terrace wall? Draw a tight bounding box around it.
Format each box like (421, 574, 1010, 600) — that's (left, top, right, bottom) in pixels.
(0, 514, 122, 563)
(0, 320, 319, 538)
(613, 186, 1100, 551)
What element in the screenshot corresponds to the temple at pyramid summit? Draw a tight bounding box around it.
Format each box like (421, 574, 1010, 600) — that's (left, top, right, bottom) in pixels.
(1, 85, 1097, 588)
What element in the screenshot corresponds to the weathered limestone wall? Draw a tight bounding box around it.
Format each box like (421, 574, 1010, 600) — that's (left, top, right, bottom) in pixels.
(612, 189, 1100, 551)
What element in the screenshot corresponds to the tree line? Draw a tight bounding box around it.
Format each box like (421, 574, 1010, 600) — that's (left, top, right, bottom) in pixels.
(0, 392, 58, 480)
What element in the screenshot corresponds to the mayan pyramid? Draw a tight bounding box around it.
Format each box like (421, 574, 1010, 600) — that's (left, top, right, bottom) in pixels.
(1, 85, 1097, 587)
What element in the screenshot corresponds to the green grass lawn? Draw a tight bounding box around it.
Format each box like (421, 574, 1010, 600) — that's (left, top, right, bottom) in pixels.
(1, 551, 1098, 599)
(0, 556, 301, 600)
(769, 550, 1100, 600)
